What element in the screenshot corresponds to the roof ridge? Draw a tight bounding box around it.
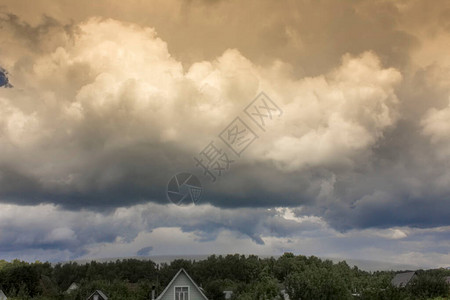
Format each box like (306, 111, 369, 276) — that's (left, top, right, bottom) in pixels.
(156, 268, 208, 300)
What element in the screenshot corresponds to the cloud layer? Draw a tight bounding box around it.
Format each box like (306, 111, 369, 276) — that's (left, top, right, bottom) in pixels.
(0, 0, 449, 266)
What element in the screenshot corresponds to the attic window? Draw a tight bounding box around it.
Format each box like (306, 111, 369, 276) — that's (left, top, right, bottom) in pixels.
(175, 286, 189, 300)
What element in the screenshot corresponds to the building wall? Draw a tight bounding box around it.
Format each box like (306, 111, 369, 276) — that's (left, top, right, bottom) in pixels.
(159, 272, 205, 300)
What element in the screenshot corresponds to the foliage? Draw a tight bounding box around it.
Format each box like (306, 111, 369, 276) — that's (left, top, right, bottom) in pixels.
(407, 273, 449, 299)
(0, 254, 448, 299)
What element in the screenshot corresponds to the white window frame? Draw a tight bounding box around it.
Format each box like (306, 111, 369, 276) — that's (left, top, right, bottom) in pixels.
(174, 285, 189, 300)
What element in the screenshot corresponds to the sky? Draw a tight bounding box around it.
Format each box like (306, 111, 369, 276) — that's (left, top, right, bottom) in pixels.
(0, 0, 449, 268)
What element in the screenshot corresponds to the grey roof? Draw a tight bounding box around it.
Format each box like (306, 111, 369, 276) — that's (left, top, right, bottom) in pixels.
(0, 290, 7, 300)
(156, 268, 208, 300)
(87, 290, 108, 300)
(391, 271, 416, 287)
(223, 290, 233, 299)
(66, 282, 79, 293)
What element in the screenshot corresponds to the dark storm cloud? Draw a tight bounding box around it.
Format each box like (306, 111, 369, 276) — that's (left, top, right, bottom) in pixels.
(0, 13, 71, 51)
(0, 67, 12, 88)
(0, 0, 449, 244)
(136, 246, 153, 256)
(1, 0, 421, 75)
(0, 144, 191, 209)
(153, 206, 326, 245)
(146, 0, 418, 76)
(0, 203, 325, 259)
(0, 201, 448, 266)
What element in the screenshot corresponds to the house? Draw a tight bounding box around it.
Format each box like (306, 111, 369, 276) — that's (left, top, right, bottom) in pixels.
(391, 271, 417, 288)
(0, 290, 7, 300)
(280, 289, 290, 300)
(65, 282, 79, 294)
(86, 290, 108, 300)
(157, 268, 208, 300)
(223, 290, 233, 299)
(445, 276, 450, 284)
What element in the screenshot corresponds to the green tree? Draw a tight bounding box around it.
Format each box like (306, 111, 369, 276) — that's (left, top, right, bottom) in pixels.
(286, 266, 352, 300)
(407, 274, 448, 299)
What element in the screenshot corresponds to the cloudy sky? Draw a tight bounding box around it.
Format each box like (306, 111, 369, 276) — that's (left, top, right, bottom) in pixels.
(0, 0, 449, 268)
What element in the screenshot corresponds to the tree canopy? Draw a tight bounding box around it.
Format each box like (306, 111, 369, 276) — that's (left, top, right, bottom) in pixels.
(0, 254, 448, 299)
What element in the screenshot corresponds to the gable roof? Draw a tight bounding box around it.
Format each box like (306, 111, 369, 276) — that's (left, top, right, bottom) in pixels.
(66, 282, 79, 293)
(0, 290, 6, 300)
(391, 271, 416, 287)
(157, 268, 208, 300)
(87, 290, 108, 300)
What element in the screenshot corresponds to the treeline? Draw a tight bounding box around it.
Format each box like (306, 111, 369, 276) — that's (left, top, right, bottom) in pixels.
(0, 253, 449, 299)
